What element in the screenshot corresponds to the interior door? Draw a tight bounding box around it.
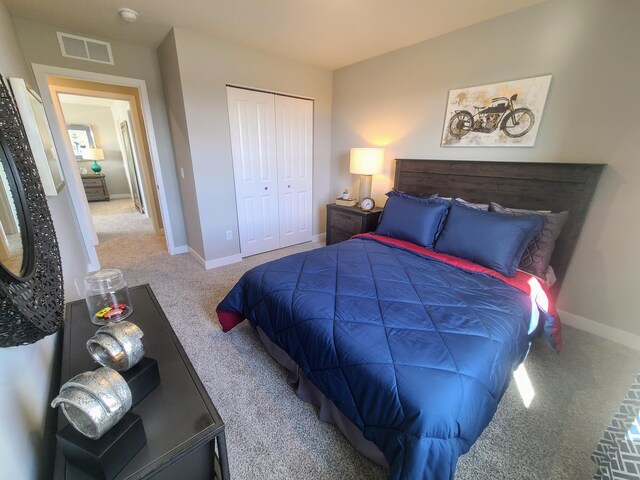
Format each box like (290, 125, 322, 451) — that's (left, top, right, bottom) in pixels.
(227, 87, 279, 257)
(275, 95, 313, 248)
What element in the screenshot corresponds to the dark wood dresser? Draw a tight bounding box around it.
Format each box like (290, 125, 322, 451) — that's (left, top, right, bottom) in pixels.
(81, 174, 109, 202)
(326, 203, 383, 246)
(53, 284, 229, 480)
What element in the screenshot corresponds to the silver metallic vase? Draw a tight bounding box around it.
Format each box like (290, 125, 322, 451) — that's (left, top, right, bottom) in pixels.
(86, 321, 144, 371)
(51, 367, 132, 439)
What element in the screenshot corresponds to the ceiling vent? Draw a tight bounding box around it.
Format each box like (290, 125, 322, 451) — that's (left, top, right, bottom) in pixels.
(57, 32, 114, 65)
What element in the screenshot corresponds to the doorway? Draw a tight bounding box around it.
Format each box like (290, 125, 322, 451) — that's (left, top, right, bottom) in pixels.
(55, 92, 155, 265)
(32, 65, 181, 271)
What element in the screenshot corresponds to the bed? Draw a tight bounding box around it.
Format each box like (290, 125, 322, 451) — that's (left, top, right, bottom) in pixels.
(217, 159, 604, 479)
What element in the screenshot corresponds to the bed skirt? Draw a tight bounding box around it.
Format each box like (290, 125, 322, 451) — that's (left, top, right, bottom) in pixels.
(255, 325, 389, 469)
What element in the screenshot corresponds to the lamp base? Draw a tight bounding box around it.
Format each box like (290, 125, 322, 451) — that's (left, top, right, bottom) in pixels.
(91, 160, 102, 174)
(358, 174, 372, 204)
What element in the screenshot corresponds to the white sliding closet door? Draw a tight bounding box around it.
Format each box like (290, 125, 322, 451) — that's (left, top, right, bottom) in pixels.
(227, 86, 314, 257)
(275, 95, 313, 248)
(227, 87, 280, 257)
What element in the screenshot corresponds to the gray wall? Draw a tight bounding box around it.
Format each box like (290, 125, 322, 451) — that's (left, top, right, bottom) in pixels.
(331, 0, 640, 336)
(62, 103, 131, 196)
(159, 28, 333, 262)
(157, 30, 204, 257)
(0, 1, 83, 478)
(13, 17, 187, 249)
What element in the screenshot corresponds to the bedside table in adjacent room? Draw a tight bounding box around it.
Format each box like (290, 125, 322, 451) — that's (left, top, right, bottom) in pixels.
(326, 203, 383, 246)
(81, 173, 110, 202)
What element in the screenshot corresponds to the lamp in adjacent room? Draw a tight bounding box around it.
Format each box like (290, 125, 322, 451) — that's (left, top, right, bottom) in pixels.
(350, 147, 384, 203)
(82, 148, 104, 174)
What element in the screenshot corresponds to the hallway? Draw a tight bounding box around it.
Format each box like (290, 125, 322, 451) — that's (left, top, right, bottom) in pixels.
(89, 198, 166, 268)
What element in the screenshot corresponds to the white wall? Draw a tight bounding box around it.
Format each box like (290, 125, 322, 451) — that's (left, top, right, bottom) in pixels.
(331, 0, 640, 337)
(61, 102, 131, 196)
(158, 28, 333, 262)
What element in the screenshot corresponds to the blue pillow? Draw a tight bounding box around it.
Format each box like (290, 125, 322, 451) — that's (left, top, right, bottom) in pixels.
(434, 202, 545, 277)
(375, 192, 449, 249)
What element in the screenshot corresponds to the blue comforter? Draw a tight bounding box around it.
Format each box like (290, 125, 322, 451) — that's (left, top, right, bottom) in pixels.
(218, 237, 544, 479)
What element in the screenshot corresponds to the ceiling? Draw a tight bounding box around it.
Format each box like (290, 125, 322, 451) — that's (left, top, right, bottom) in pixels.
(5, 0, 547, 70)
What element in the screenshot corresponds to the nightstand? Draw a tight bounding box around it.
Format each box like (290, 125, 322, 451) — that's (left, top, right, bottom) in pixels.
(81, 173, 109, 202)
(326, 203, 383, 245)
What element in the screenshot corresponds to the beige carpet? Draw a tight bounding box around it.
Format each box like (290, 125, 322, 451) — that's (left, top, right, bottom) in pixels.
(89, 197, 140, 216)
(90, 198, 164, 266)
(92, 217, 639, 479)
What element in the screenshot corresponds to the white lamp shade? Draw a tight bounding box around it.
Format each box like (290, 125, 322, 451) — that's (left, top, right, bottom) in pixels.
(349, 148, 384, 175)
(82, 148, 104, 161)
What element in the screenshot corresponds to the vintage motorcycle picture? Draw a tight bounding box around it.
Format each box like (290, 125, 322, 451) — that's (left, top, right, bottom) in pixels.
(448, 94, 534, 139)
(441, 75, 551, 147)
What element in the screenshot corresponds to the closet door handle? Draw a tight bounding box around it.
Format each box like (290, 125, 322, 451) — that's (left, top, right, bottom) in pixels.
(264, 187, 268, 190)
(287, 185, 291, 188)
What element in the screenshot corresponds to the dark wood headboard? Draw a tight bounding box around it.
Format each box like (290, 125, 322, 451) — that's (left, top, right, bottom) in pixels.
(394, 159, 604, 297)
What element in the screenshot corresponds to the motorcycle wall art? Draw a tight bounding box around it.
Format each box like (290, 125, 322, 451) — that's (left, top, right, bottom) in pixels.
(441, 75, 552, 147)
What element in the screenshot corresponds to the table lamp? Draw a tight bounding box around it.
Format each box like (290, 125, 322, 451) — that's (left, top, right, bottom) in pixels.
(83, 148, 104, 173)
(350, 147, 384, 202)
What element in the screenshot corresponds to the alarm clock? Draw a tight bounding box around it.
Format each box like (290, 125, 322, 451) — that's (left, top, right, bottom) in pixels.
(360, 197, 375, 211)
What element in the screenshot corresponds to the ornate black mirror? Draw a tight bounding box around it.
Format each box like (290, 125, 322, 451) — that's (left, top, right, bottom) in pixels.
(0, 75, 63, 347)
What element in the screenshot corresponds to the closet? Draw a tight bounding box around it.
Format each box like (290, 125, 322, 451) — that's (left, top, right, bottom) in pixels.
(226, 86, 313, 257)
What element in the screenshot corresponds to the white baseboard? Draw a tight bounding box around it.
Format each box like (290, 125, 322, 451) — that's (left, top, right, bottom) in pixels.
(170, 244, 188, 255)
(205, 253, 242, 269)
(558, 309, 640, 351)
(188, 247, 242, 269)
(188, 247, 208, 268)
(312, 233, 326, 244)
(109, 193, 132, 199)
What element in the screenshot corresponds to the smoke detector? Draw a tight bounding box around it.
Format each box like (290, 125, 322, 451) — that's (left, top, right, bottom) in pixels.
(118, 8, 139, 22)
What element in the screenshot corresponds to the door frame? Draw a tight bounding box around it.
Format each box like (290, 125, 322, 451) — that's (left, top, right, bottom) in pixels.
(31, 64, 181, 271)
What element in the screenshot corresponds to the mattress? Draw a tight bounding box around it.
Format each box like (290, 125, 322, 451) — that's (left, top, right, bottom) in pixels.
(217, 235, 560, 479)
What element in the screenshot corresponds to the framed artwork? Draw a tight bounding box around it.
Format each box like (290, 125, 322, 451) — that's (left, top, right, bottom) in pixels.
(441, 75, 552, 147)
(9, 77, 65, 196)
(67, 124, 95, 160)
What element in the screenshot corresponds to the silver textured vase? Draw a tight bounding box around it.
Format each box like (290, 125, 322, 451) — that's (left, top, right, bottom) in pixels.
(51, 367, 132, 439)
(86, 321, 144, 371)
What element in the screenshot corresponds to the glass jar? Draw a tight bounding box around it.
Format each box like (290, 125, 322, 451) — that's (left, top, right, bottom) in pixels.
(84, 269, 133, 325)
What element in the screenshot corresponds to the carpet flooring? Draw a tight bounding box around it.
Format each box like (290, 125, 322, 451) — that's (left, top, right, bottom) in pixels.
(91, 201, 639, 479)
